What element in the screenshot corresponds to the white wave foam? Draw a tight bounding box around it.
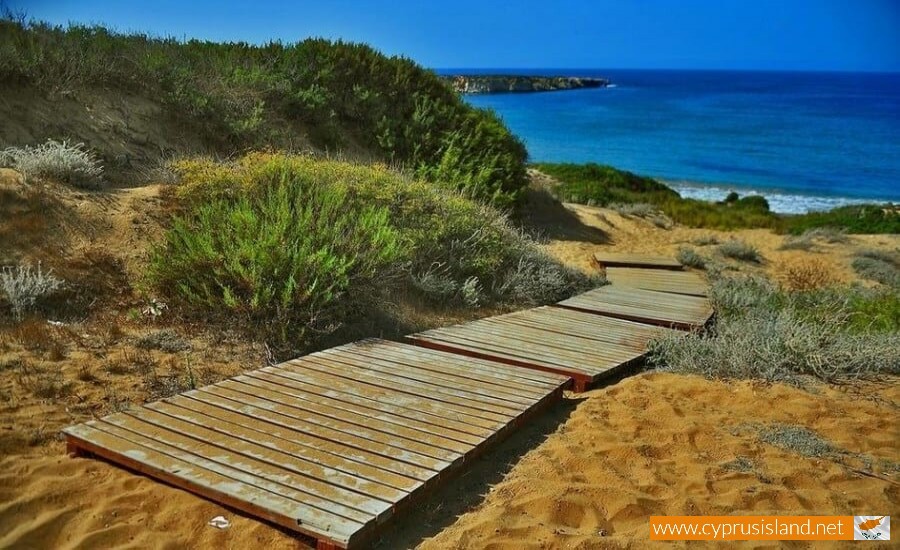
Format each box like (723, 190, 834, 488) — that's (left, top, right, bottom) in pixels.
(665, 181, 894, 214)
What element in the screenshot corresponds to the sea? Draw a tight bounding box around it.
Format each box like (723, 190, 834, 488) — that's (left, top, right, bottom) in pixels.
(440, 69, 900, 214)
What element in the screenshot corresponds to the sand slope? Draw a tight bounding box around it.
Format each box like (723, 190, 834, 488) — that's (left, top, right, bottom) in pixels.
(420, 373, 899, 549)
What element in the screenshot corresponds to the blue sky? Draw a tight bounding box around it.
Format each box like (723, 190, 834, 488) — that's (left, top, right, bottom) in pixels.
(9, 0, 900, 71)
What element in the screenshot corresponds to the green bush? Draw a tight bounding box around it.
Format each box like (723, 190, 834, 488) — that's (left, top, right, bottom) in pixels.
(534, 162, 676, 206)
(0, 17, 527, 206)
(148, 174, 405, 343)
(156, 153, 598, 334)
(785, 205, 900, 235)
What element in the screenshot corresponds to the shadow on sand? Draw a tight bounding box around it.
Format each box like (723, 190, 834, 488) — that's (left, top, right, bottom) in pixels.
(516, 187, 610, 245)
(375, 394, 585, 549)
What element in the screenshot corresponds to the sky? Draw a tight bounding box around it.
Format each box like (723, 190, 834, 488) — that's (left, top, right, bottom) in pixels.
(8, 0, 900, 71)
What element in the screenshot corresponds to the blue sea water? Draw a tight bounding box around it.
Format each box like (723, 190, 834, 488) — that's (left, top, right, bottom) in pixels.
(441, 69, 900, 213)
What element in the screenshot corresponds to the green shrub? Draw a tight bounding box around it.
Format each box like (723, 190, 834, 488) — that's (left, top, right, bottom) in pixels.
(158, 153, 598, 326)
(736, 195, 770, 211)
(718, 239, 763, 263)
(855, 248, 898, 266)
(534, 162, 677, 206)
(148, 174, 405, 343)
(0, 17, 527, 205)
(785, 205, 900, 235)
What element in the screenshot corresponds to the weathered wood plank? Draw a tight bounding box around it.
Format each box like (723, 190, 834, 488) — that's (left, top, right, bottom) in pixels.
(244, 370, 490, 442)
(371, 339, 566, 388)
(252, 364, 501, 433)
(65, 423, 365, 545)
(605, 267, 709, 296)
(556, 286, 713, 329)
(58, 337, 569, 548)
(166, 395, 438, 482)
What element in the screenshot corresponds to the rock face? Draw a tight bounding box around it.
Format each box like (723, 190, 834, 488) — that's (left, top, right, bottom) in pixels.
(444, 75, 609, 94)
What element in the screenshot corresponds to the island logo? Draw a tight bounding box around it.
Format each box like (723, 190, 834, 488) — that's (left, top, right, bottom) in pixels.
(854, 516, 889, 541)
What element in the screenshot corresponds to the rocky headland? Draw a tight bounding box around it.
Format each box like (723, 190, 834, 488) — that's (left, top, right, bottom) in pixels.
(444, 75, 609, 94)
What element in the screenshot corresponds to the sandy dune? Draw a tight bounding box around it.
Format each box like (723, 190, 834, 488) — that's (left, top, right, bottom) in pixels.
(1, 182, 897, 548)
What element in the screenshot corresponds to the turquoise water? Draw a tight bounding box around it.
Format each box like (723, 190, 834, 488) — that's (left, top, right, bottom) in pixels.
(445, 69, 900, 213)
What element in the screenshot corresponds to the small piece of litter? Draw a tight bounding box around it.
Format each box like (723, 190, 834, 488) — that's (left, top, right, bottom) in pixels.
(208, 516, 230, 529)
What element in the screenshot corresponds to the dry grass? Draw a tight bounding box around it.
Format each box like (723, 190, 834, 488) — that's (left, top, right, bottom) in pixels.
(777, 258, 839, 291)
(718, 239, 763, 263)
(676, 247, 707, 269)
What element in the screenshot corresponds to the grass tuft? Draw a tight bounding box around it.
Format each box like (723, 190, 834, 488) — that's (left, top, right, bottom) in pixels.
(718, 240, 763, 263)
(676, 247, 707, 269)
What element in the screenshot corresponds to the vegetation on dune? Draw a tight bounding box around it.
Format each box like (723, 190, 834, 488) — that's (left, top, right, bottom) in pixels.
(0, 16, 527, 205)
(649, 273, 900, 383)
(0, 139, 104, 188)
(149, 153, 600, 346)
(535, 162, 899, 233)
(533, 162, 676, 205)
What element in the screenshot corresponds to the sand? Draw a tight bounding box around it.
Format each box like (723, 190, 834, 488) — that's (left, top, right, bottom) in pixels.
(1, 173, 897, 548)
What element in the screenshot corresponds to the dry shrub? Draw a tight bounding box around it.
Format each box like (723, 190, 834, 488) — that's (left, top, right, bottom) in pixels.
(718, 239, 763, 263)
(0, 263, 63, 320)
(677, 247, 707, 269)
(778, 258, 838, 291)
(0, 139, 104, 188)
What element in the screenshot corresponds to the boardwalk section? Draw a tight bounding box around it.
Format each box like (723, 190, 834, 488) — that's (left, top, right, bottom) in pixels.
(63, 339, 568, 549)
(408, 306, 678, 391)
(556, 285, 714, 330)
(604, 267, 709, 297)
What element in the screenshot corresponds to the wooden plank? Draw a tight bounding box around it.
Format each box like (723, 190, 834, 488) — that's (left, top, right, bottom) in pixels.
(146, 399, 426, 491)
(112, 408, 405, 509)
(413, 321, 640, 367)
(593, 252, 683, 269)
(328, 347, 539, 406)
(284, 357, 520, 421)
(252, 364, 501, 433)
(165, 395, 439, 482)
(371, 339, 566, 388)
(492, 312, 667, 348)
(244, 370, 491, 442)
(59, 339, 569, 548)
(223, 377, 477, 454)
(65, 423, 365, 546)
(448, 319, 645, 362)
(183, 390, 451, 472)
(556, 286, 713, 329)
(202, 384, 465, 463)
(605, 267, 708, 297)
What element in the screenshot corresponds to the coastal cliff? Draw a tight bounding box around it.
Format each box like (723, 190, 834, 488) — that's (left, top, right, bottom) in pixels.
(444, 75, 609, 94)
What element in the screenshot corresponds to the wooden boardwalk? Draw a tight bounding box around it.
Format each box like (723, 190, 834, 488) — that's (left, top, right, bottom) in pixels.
(408, 306, 678, 391)
(64, 339, 568, 549)
(604, 267, 709, 297)
(63, 253, 713, 549)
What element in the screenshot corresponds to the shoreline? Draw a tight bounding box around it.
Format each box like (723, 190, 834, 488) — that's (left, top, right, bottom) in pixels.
(663, 179, 896, 215)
